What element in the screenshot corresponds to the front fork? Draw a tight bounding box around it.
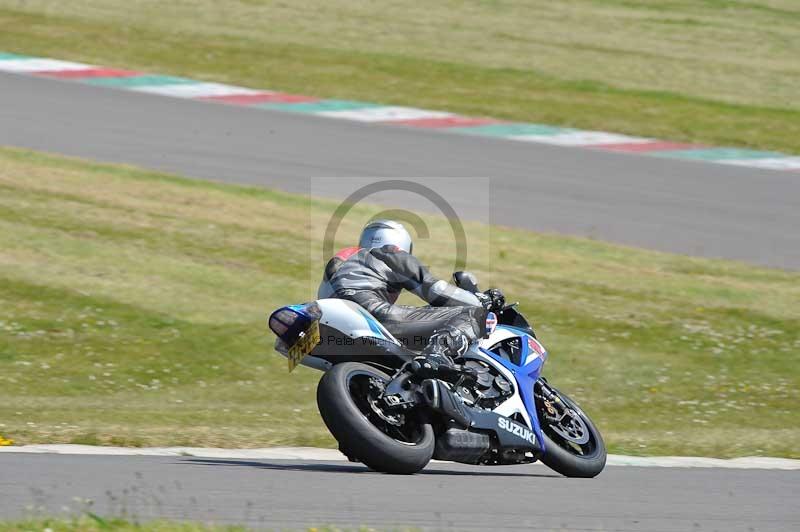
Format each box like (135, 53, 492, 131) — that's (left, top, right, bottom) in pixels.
(534, 378, 591, 446)
(535, 378, 568, 423)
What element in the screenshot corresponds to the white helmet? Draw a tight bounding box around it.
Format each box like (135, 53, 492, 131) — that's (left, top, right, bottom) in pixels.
(359, 219, 413, 254)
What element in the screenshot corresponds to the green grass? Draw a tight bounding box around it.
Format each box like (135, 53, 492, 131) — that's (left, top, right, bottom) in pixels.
(0, 515, 247, 532)
(0, 146, 799, 457)
(0, 515, 390, 532)
(0, 1, 799, 153)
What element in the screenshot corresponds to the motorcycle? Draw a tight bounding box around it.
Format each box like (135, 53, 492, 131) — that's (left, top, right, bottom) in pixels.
(268, 272, 606, 477)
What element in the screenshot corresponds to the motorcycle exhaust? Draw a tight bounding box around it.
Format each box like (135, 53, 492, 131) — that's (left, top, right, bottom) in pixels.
(421, 379, 471, 428)
(422, 378, 541, 456)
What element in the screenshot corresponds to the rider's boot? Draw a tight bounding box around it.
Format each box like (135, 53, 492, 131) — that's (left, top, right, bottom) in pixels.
(409, 326, 472, 382)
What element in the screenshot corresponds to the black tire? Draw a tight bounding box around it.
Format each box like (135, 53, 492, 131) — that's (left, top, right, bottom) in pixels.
(317, 362, 435, 474)
(538, 390, 607, 478)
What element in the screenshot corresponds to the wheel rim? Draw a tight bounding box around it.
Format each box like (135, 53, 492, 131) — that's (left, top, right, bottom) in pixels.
(346, 369, 426, 446)
(548, 409, 590, 445)
(537, 389, 600, 459)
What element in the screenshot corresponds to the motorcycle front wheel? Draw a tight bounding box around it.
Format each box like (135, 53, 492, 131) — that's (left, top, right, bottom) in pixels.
(316, 362, 435, 474)
(536, 384, 607, 478)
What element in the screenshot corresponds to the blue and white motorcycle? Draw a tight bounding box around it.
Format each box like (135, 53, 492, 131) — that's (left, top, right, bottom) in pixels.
(268, 273, 606, 477)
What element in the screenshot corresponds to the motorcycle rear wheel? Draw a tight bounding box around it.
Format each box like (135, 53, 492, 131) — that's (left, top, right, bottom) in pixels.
(317, 362, 435, 474)
(537, 387, 607, 478)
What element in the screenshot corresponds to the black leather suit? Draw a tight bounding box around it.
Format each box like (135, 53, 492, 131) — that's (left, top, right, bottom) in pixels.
(319, 245, 487, 351)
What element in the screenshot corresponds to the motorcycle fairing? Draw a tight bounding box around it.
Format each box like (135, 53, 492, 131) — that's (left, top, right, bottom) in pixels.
(270, 301, 547, 452)
(272, 299, 404, 372)
(268, 302, 322, 349)
(268, 302, 324, 371)
(317, 298, 398, 344)
(472, 324, 548, 453)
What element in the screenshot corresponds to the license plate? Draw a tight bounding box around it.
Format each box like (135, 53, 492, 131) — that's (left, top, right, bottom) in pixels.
(287, 320, 320, 372)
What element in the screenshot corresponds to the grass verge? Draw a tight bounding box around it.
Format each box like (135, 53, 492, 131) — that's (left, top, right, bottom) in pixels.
(0, 515, 388, 532)
(0, 146, 798, 457)
(0, 1, 798, 153)
(0, 515, 246, 532)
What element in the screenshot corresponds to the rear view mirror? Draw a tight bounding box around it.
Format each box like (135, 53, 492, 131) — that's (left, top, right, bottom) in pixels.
(453, 271, 479, 292)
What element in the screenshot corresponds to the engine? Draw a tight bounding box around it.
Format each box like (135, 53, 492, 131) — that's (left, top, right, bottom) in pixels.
(454, 358, 514, 409)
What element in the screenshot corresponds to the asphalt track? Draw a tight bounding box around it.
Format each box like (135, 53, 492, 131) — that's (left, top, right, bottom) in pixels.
(1, 72, 799, 269)
(2, 71, 799, 530)
(1, 453, 798, 531)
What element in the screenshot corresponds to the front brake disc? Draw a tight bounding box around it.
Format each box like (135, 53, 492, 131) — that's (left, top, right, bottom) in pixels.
(549, 412, 590, 445)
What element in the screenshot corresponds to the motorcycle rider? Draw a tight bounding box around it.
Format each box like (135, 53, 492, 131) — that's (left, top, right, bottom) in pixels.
(319, 219, 505, 375)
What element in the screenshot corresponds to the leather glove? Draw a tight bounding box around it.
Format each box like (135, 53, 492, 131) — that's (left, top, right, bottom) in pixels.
(476, 288, 505, 312)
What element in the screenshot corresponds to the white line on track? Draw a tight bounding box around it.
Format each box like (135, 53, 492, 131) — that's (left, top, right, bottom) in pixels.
(0, 59, 93, 72)
(721, 157, 800, 170)
(317, 106, 454, 122)
(2, 445, 798, 470)
(510, 131, 652, 146)
(132, 82, 264, 98)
